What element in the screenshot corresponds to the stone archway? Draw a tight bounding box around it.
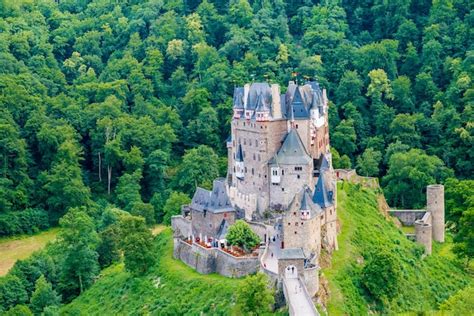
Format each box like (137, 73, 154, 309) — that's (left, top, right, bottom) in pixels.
(285, 265, 298, 279)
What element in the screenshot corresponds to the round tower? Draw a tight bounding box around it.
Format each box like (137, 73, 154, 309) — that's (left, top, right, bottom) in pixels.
(415, 220, 432, 255)
(427, 184, 445, 242)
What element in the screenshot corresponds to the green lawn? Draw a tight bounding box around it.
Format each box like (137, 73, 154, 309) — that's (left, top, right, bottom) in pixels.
(62, 228, 246, 315)
(0, 228, 60, 276)
(321, 182, 472, 315)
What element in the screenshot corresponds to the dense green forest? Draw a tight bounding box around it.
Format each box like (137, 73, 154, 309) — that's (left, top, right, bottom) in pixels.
(0, 0, 472, 314)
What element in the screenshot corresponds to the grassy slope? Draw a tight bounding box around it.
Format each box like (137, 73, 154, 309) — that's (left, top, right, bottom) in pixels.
(0, 228, 60, 276)
(62, 228, 244, 315)
(323, 182, 472, 315)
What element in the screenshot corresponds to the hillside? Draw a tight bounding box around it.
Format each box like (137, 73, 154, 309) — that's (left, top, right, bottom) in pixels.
(62, 229, 244, 315)
(322, 183, 472, 314)
(60, 183, 472, 315)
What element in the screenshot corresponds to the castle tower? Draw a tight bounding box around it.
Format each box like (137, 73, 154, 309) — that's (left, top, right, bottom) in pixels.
(415, 219, 432, 255)
(427, 184, 445, 242)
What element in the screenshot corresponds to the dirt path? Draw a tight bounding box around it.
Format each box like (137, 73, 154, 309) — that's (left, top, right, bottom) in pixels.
(0, 228, 60, 276)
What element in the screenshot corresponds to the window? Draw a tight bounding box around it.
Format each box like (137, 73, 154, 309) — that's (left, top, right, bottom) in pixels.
(282, 170, 285, 175)
(251, 168, 254, 175)
(245, 167, 247, 173)
(297, 175, 300, 179)
(295, 166, 302, 171)
(255, 140, 258, 147)
(295, 222, 299, 226)
(293, 212, 296, 215)
(272, 170, 278, 176)
(296, 124, 299, 129)
(253, 153, 256, 160)
(288, 223, 291, 226)
(282, 188, 285, 192)
(294, 231, 297, 234)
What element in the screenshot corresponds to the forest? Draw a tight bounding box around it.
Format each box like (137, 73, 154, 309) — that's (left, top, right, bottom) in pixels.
(0, 0, 472, 314)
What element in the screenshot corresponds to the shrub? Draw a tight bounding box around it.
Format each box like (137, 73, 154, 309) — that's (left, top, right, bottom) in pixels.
(236, 273, 274, 315)
(361, 249, 402, 303)
(226, 220, 260, 251)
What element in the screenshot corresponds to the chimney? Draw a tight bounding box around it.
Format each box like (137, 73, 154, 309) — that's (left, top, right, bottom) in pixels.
(243, 84, 250, 109)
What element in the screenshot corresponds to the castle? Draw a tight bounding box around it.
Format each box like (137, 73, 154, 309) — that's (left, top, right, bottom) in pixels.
(172, 80, 337, 309)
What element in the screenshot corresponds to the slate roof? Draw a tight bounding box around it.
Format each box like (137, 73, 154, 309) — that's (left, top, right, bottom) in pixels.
(278, 248, 305, 260)
(269, 129, 312, 165)
(314, 154, 330, 172)
(312, 171, 334, 208)
(231, 81, 325, 120)
(284, 81, 324, 119)
(288, 186, 323, 218)
(246, 83, 272, 110)
(233, 87, 244, 109)
(190, 179, 234, 213)
(216, 219, 230, 240)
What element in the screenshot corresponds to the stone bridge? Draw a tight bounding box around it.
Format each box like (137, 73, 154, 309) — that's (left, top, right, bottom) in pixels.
(283, 276, 319, 316)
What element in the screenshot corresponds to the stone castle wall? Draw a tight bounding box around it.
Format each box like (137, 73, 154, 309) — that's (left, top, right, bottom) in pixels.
(173, 239, 259, 278)
(174, 239, 216, 274)
(282, 207, 321, 258)
(228, 186, 257, 220)
(269, 162, 314, 210)
(389, 210, 427, 226)
(171, 215, 192, 238)
(303, 266, 319, 297)
(229, 119, 288, 213)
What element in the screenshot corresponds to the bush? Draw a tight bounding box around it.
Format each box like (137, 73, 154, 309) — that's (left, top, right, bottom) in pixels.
(236, 273, 274, 315)
(0, 209, 49, 236)
(361, 249, 402, 303)
(226, 220, 260, 251)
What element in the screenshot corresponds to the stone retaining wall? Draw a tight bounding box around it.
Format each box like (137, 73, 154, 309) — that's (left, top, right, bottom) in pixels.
(389, 210, 427, 226)
(173, 239, 259, 278)
(171, 215, 192, 238)
(303, 266, 319, 297)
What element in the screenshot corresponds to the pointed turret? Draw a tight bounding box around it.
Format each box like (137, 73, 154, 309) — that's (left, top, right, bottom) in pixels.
(255, 92, 271, 122)
(235, 143, 244, 179)
(232, 87, 244, 119)
(312, 172, 334, 208)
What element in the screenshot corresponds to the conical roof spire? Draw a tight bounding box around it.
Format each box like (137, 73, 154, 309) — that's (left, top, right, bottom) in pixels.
(312, 172, 333, 208)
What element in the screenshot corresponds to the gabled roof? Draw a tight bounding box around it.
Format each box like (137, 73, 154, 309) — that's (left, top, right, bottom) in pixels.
(236, 143, 244, 162)
(269, 129, 311, 165)
(190, 179, 234, 213)
(312, 171, 334, 208)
